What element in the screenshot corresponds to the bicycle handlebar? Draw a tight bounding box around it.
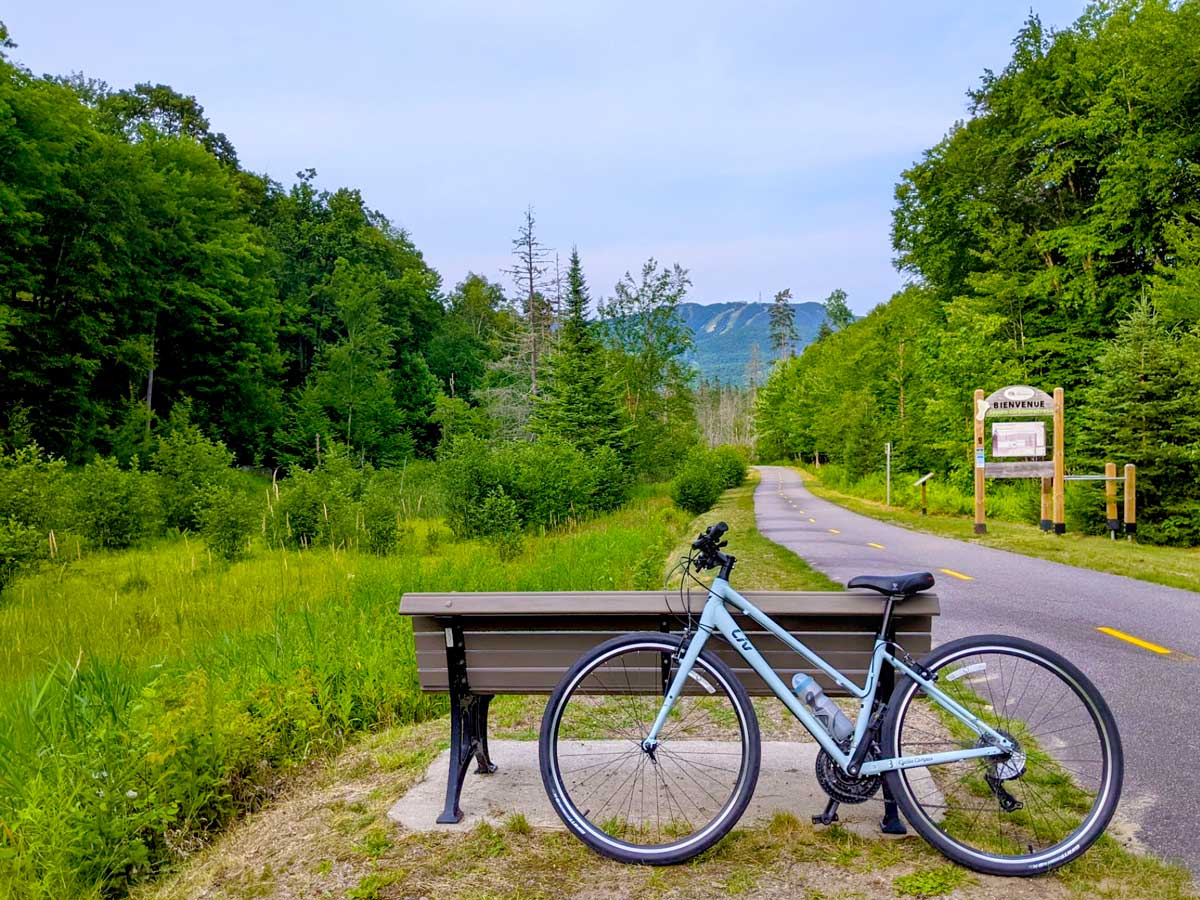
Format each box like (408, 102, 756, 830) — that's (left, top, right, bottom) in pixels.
(691, 521, 734, 574)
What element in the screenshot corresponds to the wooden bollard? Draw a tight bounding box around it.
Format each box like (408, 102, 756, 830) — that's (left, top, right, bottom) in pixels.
(1123, 464, 1136, 539)
(1105, 462, 1118, 537)
(973, 389, 986, 535)
(1040, 477, 1053, 531)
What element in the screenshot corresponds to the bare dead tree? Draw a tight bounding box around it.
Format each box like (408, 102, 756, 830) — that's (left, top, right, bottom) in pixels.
(502, 206, 554, 396)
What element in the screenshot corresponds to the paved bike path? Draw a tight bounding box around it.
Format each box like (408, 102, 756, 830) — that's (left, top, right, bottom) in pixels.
(754, 465, 1200, 875)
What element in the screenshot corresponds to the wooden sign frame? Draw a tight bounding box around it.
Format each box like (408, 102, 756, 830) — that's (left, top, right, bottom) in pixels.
(973, 386, 1064, 535)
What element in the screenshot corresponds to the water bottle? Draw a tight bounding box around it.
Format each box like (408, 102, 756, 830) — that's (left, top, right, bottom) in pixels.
(792, 673, 854, 744)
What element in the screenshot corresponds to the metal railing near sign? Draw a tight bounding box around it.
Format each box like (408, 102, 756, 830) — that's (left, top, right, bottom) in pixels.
(972, 385, 1063, 535)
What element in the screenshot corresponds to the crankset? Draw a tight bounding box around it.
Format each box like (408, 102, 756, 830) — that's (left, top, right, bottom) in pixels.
(815, 746, 883, 805)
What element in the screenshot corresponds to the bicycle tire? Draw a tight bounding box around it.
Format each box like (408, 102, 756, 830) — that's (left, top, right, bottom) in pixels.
(539, 632, 761, 865)
(881, 634, 1123, 876)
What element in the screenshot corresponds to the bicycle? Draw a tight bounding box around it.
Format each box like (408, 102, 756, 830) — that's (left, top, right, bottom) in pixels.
(538, 522, 1123, 876)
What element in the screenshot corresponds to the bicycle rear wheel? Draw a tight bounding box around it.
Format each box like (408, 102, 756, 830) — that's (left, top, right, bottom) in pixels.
(539, 633, 760, 864)
(881, 634, 1123, 876)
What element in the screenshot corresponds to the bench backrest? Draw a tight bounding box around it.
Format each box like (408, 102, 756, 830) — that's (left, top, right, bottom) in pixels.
(401, 591, 939, 697)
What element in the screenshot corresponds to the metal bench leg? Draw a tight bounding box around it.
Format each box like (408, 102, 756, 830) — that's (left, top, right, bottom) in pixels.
(472, 694, 498, 774)
(436, 623, 497, 824)
(437, 694, 497, 823)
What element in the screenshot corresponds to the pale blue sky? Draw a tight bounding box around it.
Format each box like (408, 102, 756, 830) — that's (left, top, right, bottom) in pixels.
(7, 1, 1087, 312)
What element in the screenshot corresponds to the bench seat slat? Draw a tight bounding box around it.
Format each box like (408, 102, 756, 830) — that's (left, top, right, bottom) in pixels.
(400, 590, 939, 617)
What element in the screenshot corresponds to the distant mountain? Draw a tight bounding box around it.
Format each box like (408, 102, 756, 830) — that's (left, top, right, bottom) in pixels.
(676, 301, 828, 387)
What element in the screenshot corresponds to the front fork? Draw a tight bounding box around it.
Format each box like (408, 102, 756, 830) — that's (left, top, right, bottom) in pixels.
(643, 624, 714, 751)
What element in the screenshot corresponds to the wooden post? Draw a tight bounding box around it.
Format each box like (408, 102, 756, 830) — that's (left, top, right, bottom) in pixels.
(920, 481, 928, 516)
(973, 389, 986, 535)
(1104, 462, 1118, 538)
(1040, 477, 1052, 531)
(1052, 387, 1065, 534)
(1124, 464, 1137, 540)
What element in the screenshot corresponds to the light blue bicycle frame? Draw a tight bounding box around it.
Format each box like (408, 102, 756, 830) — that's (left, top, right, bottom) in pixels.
(644, 578, 1014, 776)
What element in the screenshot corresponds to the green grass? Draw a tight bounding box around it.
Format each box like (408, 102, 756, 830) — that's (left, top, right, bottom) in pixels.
(798, 467, 1200, 593)
(668, 469, 841, 591)
(0, 486, 691, 900)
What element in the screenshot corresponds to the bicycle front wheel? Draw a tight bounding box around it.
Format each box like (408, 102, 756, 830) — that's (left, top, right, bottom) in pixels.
(539, 633, 760, 864)
(882, 634, 1123, 876)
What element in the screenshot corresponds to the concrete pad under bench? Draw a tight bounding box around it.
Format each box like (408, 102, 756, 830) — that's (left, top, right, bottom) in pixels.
(388, 740, 938, 838)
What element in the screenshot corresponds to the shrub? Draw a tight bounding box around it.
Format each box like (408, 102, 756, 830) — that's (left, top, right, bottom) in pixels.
(670, 454, 723, 515)
(70, 457, 153, 549)
(273, 443, 368, 549)
(151, 414, 235, 531)
(0, 518, 41, 592)
(0, 444, 69, 532)
(361, 484, 399, 556)
(589, 445, 631, 512)
(479, 488, 523, 560)
(505, 437, 596, 529)
(439, 436, 637, 538)
(710, 445, 749, 489)
(196, 484, 258, 560)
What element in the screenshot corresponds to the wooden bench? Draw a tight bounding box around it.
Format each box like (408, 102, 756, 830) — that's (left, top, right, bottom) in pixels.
(400, 590, 940, 825)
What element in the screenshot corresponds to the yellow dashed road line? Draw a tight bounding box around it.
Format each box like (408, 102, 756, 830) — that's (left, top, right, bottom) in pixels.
(939, 568, 974, 581)
(1097, 627, 1172, 655)
(828, 528, 840, 534)
(808, 517, 816, 523)
(867, 542, 885, 550)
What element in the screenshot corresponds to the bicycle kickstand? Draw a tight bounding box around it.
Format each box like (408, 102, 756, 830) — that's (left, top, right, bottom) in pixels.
(812, 798, 840, 826)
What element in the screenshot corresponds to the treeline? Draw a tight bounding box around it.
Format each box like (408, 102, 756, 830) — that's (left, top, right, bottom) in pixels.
(757, 1, 1200, 545)
(0, 25, 698, 484)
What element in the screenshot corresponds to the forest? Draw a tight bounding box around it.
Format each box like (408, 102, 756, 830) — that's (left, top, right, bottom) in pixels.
(0, 13, 758, 589)
(755, 0, 1200, 545)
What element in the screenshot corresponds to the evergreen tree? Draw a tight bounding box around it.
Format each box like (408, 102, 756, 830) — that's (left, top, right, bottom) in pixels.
(1078, 300, 1200, 544)
(531, 249, 628, 455)
(768, 288, 798, 358)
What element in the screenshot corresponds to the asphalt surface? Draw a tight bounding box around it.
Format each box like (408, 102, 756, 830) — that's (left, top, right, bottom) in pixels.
(752, 466, 1200, 875)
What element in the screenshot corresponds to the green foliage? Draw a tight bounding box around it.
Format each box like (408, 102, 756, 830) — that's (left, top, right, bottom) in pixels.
(599, 259, 697, 480)
(532, 249, 630, 460)
(360, 480, 400, 556)
(670, 450, 724, 515)
(438, 435, 627, 538)
(479, 488, 523, 560)
(1078, 301, 1200, 544)
(0, 445, 68, 532)
(0, 485, 684, 899)
(272, 443, 367, 549)
(196, 483, 258, 560)
(892, 864, 972, 897)
(709, 445, 749, 489)
(69, 457, 153, 549)
(768, 288, 797, 359)
(0, 517, 41, 591)
(151, 409, 236, 531)
(756, 3, 1200, 543)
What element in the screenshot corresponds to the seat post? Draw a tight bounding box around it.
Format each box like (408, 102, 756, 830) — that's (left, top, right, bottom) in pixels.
(878, 595, 896, 641)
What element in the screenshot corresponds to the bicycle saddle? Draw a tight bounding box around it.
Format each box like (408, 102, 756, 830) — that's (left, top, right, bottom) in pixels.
(847, 571, 935, 597)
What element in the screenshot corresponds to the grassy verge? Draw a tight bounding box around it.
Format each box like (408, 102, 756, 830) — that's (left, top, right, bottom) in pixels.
(32, 475, 1196, 900)
(137, 716, 1198, 900)
(798, 468, 1200, 593)
(0, 488, 690, 900)
(668, 469, 841, 592)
